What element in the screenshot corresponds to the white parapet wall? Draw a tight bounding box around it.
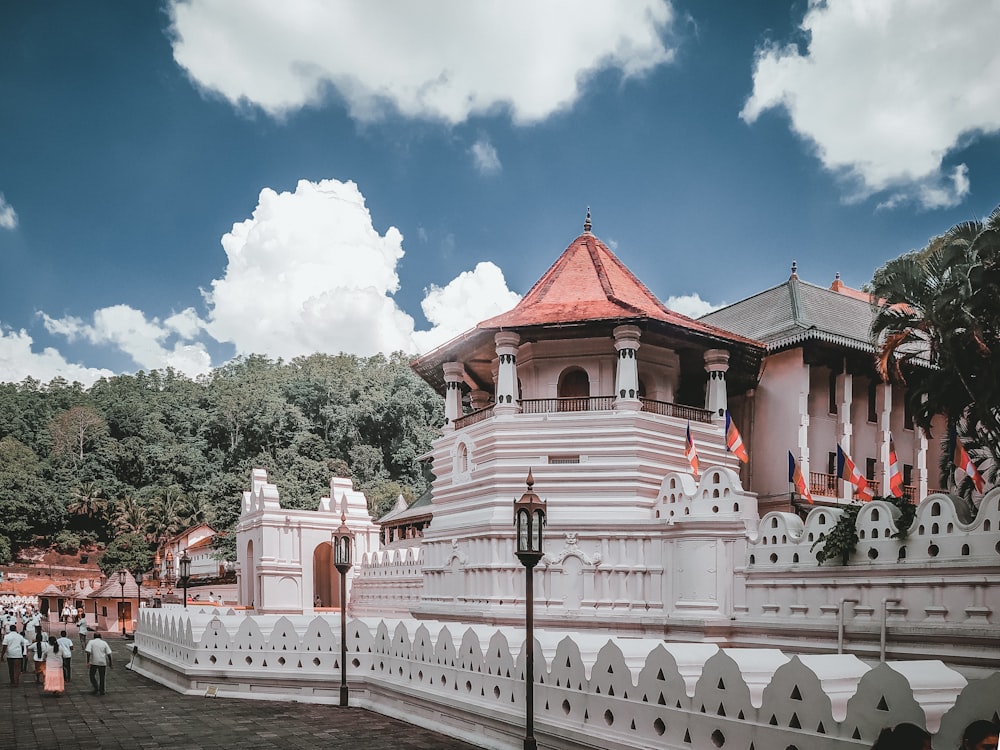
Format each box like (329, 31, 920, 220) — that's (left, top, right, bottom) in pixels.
(131, 606, 1000, 750)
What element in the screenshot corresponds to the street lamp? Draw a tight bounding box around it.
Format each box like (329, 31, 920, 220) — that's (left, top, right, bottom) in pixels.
(118, 570, 127, 637)
(132, 568, 144, 626)
(333, 512, 354, 707)
(513, 469, 546, 750)
(179, 550, 191, 610)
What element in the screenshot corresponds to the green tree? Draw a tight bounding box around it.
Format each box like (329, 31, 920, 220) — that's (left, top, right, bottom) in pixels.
(0, 436, 63, 546)
(98, 532, 153, 577)
(870, 204, 1000, 484)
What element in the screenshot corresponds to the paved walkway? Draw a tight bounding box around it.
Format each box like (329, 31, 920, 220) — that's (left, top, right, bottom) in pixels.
(2, 636, 482, 750)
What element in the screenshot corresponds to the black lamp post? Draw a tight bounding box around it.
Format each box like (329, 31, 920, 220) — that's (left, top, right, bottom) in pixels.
(333, 513, 354, 707)
(179, 550, 191, 609)
(514, 469, 546, 750)
(132, 569, 144, 631)
(118, 570, 127, 637)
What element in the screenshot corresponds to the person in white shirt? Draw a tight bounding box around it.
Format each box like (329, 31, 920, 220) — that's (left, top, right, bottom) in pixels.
(85, 632, 113, 695)
(56, 630, 74, 681)
(77, 614, 88, 646)
(2, 625, 29, 686)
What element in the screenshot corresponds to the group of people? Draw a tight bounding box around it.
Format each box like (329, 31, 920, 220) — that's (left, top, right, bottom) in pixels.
(873, 720, 999, 750)
(1, 605, 115, 696)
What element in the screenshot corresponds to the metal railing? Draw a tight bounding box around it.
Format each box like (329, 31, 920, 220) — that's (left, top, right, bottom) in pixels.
(640, 398, 714, 423)
(519, 396, 615, 414)
(452, 396, 713, 428)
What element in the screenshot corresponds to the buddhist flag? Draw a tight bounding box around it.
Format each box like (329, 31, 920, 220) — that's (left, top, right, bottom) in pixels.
(685, 422, 699, 478)
(837, 445, 873, 501)
(788, 451, 813, 504)
(887, 433, 904, 499)
(954, 438, 985, 494)
(725, 411, 749, 463)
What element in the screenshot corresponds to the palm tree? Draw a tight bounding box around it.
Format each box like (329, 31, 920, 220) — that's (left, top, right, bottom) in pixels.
(67, 481, 107, 519)
(870, 204, 1000, 485)
(114, 495, 151, 541)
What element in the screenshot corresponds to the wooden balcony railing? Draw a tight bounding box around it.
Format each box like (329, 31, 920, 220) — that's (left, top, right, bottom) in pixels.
(452, 406, 494, 430)
(810, 472, 837, 497)
(640, 399, 714, 423)
(452, 396, 714, 429)
(520, 396, 616, 414)
(810, 472, 882, 499)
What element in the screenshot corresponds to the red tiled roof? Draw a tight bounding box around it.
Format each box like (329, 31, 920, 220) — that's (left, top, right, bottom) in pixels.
(478, 231, 758, 346)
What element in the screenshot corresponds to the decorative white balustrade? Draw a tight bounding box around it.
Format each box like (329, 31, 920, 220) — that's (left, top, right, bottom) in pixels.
(132, 608, 1000, 750)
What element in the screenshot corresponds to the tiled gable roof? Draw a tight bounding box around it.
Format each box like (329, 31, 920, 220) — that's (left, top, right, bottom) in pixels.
(701, 273, 876, 352)
(478, 231, 757, 346)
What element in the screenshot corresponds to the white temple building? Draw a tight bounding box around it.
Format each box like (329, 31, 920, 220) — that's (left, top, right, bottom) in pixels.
(132, 217, 1000, 750)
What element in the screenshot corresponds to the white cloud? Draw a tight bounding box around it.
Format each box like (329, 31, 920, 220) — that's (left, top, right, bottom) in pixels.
(169, 0, 675, 124)
(741, 0, 1000, 210)
(204, 179, 521, 358)
(203, 179, 417, 358)
(0, 194, 18, 230)
(470, 137, 501, 175)
(666, 293, 722, 318)
(413, 262, 521, 353)
(40, 305, 212, 378)
(0, 327, 113, 386)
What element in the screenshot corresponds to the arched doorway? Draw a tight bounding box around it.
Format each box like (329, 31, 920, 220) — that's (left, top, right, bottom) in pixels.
(312, 542, 339, 608)
(558, 367, 590, 411)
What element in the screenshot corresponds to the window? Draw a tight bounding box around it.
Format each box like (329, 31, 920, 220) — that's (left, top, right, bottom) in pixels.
(903, 395, 914, 430)
(867, 380, 878, 423)
(827, 452, 837, 476)
(865, 458, 876, 481)
(828, 371, 838, 415)
(903, 464, 913, 486)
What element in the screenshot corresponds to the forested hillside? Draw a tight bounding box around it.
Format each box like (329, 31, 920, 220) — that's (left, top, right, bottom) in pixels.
(0, 352, 443, 564)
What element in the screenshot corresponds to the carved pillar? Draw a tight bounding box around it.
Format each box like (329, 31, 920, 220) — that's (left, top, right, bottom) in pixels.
(494, 331, 520, 415)
(915, 428, 929, 500)
(876, 382, 892, 494)
(703, 349, 730, 421)
(442, 362, 465, 430)
(796, 358, 811, 476)
(613, 324, 642, 411)
(837, 369, 854, 501)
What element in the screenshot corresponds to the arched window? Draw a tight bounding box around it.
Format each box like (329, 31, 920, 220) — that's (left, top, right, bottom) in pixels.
(558, 368, 589, 411)
(456, 442, 469, 474)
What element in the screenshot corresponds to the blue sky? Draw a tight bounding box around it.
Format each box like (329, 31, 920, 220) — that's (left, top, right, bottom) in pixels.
(1, 0, 999, 384)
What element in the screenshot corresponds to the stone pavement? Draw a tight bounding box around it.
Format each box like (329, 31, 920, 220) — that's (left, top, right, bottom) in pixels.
(1, 636, 482, 750)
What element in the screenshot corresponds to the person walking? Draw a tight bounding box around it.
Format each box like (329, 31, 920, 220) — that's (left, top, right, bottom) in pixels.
(77, 613, 88, 646)
(84, 632, 113, 695)
(1, 624, 29, 686)
(30, 630, 49, 684)
(56, 630, 74, 681)
(43, 635, 65, 696)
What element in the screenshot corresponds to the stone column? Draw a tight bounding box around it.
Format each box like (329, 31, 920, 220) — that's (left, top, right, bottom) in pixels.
(613, 324, 642, 411)
(796, 359, 811, 476)
(703, 349, 730, 421)
(836, 369, 854, 501)
(442, 362, 465, 430)
(915, 429, 929, 500)
(494, 331, 520, 415)
(876, 382, 892, 494)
